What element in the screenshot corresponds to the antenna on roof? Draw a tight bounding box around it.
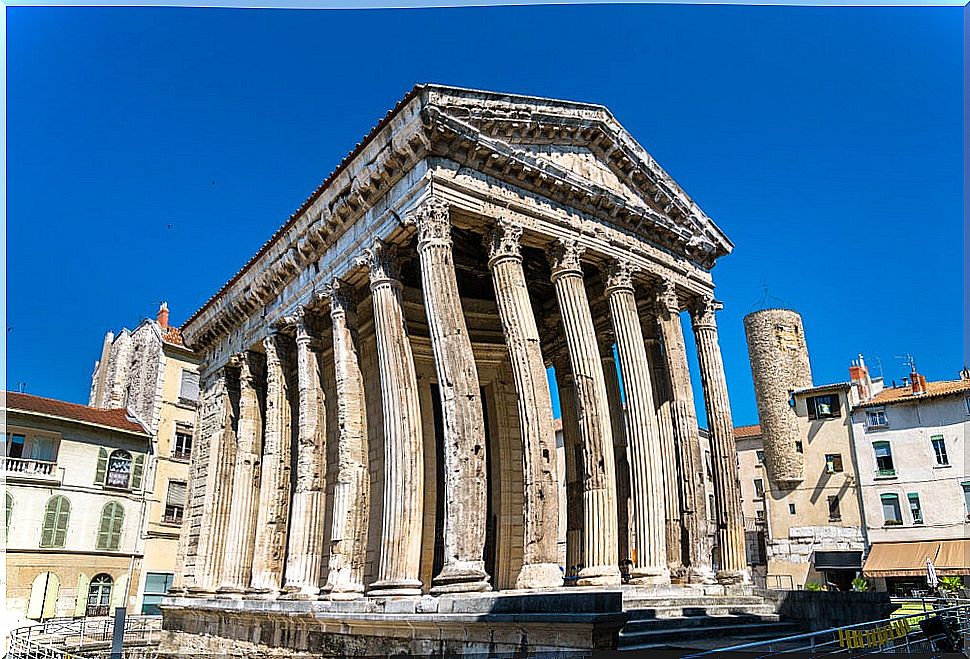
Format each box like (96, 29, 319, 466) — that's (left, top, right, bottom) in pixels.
(747, 282, 790, 313)
(895, 354, 917, 372)
(17, 382, 26, 393)
(873, 356, 885, 379)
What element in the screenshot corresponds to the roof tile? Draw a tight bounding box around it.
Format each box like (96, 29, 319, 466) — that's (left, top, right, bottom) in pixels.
(4, 392, 147, 435)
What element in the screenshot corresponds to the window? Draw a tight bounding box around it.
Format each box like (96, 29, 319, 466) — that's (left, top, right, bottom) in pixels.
(789, 503, 796, 515)
(40, 496, 70, 548)
(96, 502, 125, 551)
(754, 478, 765, 499)
(29, 436, 57, 462)
(966, 397, 970, 415)
(881, 493, 902, 525)
(141, 572, 174, 615)
(756, 450, 765, 464)
(795, 441, 804, 453)
(866, 407, 888, 429)
(705, 450, 713, 481)
(807, 394, 841, 420)
(873, 442, 895, 476)
(6, 433, 26, 458)
(963, 484, 970, 519)
(756, 509, 765, 522)
(86, 574, 113, 617)
(5, 492, 13, 541)
(179, 370, 200, 404)
(908, 493, 923, 525)
(96, 449, 145, 489)
(708, 494, 716, 518)
(825, 454, 844, 474)
(931, 436, 949, 466)
(173, 430, 193, 460)
(828, 495, 841, 521)
(164, 481, 186, 524)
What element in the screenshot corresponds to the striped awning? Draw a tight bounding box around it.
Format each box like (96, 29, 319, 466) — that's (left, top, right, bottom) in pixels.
(863, 540, 970, 578)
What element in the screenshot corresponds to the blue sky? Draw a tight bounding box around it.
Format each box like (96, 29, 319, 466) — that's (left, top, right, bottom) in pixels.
(6, 5, 962, 427)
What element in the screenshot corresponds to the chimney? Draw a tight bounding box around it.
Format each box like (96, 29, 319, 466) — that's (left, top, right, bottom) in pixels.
(961, 366, 970, 382)
(849, 354, 872, 401)
(157, 302, 170, 330)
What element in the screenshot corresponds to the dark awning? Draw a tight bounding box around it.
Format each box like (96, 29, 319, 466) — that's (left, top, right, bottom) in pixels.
(814, 550, 863, 570)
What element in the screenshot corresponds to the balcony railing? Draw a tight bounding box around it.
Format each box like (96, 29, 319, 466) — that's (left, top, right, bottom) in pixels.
(5, 457, 57, 478)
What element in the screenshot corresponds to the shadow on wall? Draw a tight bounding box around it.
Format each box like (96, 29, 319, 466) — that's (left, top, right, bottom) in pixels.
(759, 590, 896, 631)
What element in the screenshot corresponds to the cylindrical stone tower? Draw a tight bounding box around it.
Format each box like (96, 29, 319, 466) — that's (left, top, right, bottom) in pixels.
(743, 308, 812, 486)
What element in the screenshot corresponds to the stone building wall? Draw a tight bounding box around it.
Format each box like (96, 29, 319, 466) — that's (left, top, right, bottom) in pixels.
(743, 309, 812, 486)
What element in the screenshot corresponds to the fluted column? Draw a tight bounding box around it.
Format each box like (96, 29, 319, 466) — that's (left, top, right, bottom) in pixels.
(640, 312, 684, 576)
(547, 239, 620, 586)
(322, 280, 370, 599)
(406, 196, 490, 594)
(358, 240, 424, 597)
(249, 334, 292, 594)
(185, 369, 237, 593)
(604, 261, 669, 585)
(485, 219, 562, 589)
(553, 354, 584, 581)
(653, 280, 714, 583)
(281, 309, 328, 599)
(598, 336, 632, 572)
(690, 295, 749, 584)
(218, 352, 263, 594)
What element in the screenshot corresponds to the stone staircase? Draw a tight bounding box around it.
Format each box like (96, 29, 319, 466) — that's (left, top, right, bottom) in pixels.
(618, 587, 803, 652)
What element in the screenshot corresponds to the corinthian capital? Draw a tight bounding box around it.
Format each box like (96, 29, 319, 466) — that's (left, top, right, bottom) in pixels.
(546, 238, 585, 280)
(405, 195, 451, 247)
(655, 278, 681, 315)
(603, 259, 638, 294)
(356, 239, 401, 288)
(484, 217, 523, 265)
(319, 278, 357, 319)
(262, 334, 283, 367)
(691, 295, 722, 329)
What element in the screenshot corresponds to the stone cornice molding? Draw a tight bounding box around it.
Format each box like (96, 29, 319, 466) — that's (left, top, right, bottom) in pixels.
(182, 87, 731, 353)
(546, 238, 586, 282)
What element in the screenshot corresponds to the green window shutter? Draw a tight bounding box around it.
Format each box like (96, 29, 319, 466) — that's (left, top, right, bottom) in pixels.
(97, 502, 124, 551)
(40, 496, 69, 549)
(131, 454, 145, 490)
(40, 502, 56, 548)
(54, 498, 70, 548)
(5, 492, 13, 542)
(95, 448, 108, 485)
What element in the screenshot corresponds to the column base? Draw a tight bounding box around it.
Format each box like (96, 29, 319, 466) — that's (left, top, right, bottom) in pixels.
(430, 562, 491, 595)
(628, 566, 671, 586)
(327, 583, 366, 601)
(278, 585, 321, 600)
(214, 585, 247, 598)
(367, 578, 423, 597)
(245, 588, 281, 600)
(687, 566, 718, 585)
(715, 568, 751, 585)
(514, 562, 564, 590)
(576, 565, 622, 587)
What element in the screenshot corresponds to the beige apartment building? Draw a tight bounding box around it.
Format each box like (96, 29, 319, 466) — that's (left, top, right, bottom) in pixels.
(734, 425, 767, 573)
(744, 309, 866, 591)
(89, 303, 200, 613)
(4, 393, 150, 623)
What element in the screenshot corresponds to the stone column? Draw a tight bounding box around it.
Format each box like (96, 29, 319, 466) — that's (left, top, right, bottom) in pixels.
(547, 239, 620, 586)
(281, 309, 328, 599)
(653, 280, 714, 583)
(406, 196, 490, 594)
(249, 334, 293, 594)
(485, 219, 562, 590)
(553, 353, 584, 581)
(322, 280, 370, 599)
(218, 352, 263, 594)
(357, 240, 425, 597)
(598, 336, 632, 572)
(185, 369, 237, 593)
(690, 295, 749, 584)
(640, 314, 684, 576)
(604, 261, 669, 585)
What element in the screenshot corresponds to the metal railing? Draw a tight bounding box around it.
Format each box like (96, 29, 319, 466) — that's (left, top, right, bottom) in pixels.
(5, 457, 57, 477)
(684, 598, 969, 656)
(8, 615, 162, 659)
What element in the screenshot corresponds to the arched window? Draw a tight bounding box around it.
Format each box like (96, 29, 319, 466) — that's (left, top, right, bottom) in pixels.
(40, 496, 70, 548)
(5, 492, 13, 541)
(96, 449, 145, 489)
(105, 450, 132, 488)
(96, 502, 125, 551)
(86, 573, 113, 617)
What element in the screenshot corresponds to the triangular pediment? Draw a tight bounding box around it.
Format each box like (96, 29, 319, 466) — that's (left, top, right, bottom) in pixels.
(518, 144, 645, 206)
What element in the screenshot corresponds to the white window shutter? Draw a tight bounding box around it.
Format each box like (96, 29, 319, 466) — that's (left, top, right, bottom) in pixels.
(179, 371, 200, 402)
